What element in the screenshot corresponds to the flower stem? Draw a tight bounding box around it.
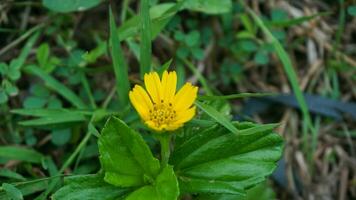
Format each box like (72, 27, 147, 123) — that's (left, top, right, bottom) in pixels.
(158, 134, 171, 169)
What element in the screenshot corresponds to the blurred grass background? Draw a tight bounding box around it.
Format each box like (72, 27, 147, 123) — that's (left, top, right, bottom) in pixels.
(0, 0, 355, 199)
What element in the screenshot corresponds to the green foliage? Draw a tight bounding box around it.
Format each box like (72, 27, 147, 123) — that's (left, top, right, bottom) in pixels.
(0, 169, 26, 181)
(0, 32, 39, 104)
(53, 114, 282, 199)
(244, 5, 316, 149)
(11, 108, 88, 127)
(245, 181, 276, 200)
(98, 117, 160, 187)
(24, 65, 87, 109)
(348, 5, 356, 16)
(172, 122, 283, 197)
(42, 0, 101, 13)
(1, 183, 23, 200)
(95, 117, 180, 200)
(52, 174, 130, 200)
(175, 30, 205, 60)
(140, 0, 152, 77)
(182, 0, 232, 14)
(125, 166, 179, 200)
(109, 9, 130, 107)
(51, 128, 72, 146)
(0, 146, 44, 164)
(195, 100, 238, 134)
(2, 1, 292, 199)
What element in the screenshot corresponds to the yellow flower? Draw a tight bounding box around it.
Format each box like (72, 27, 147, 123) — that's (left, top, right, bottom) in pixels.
(129, 70, 198, 131)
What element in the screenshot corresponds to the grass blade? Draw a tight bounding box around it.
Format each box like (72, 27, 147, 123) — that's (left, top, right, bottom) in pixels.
(0, 146, 44, 164)
(244, 4, 315, 147)
(195, 100, 239, 134)
(13, 32, 40, 70)
(24, 65, 87, 109)
(140, 0, 152, 77)
(11, 108, 92, 117)
(182, 58, 213, 95)
(198, 92, 276, 100)
(109, 8, 130, 107)
(0, 169, 26, 181)
(18, 115, 86, 127)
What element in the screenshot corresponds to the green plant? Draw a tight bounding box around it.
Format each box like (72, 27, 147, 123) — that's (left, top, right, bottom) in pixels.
(0, 1, 285, 199)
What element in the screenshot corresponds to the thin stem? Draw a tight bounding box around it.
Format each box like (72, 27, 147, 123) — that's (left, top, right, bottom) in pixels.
(36, 117, 94, 200)
(0, 23, 44, 57)
(158, 134, 171, 169)
(59, 130, 91, 172)
(101, 85, 117, 109)
(81, 72, 97, 109)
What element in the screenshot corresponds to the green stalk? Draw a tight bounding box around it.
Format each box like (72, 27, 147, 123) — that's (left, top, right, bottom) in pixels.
(35, 118, 94, 200)
(158, 134, 171, 169)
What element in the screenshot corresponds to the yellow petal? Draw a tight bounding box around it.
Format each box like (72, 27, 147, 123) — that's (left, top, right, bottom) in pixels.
(173, 83, 198, 110)
(144, 72, 161, 104)
(161, 71, 177, 103)
(175, 106, 196, 124)
(165, 123, 182, 131)
(160, 71, 169, 103)
(129, 85, 153, 120)
(145, 121, 162, 131)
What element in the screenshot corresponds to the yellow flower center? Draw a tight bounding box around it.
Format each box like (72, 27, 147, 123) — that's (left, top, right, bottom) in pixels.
(149, 101, 177, 127)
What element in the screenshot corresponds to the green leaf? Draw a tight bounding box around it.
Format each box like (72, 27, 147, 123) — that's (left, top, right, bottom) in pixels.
(347, 5, 356, 16)
(185, 31, 200, 47)
(23, 96, 47, 109)
(245, 181, 275, 200)
(268, 12, 331, 27)
(254, 50, 269, 65)
(126, 166, 179, 200)
(52, 174, 130, 200)
(0, 62, 8, 75)
(195, 100, 239, 134)
(118, 3, 183, 41)
(30, 83, 50, 98)
(42, 0, 101, 13)
(239, 40, 258, 52)
(0, 146, 44, 164)
(0, 89, 8, 104)
(157, 59, 173, 76)
(11, 108, 92, 117)
(271, 9, 288, 22)
(171, 122, 283, 196)
(36, 43, 50, 68)
(0, 169, 26, 181)
(0, 180, 47, 199)
(82, 41, 106, 64)
(17, 114, 86, 127)
(109, 9, 130, 107)
(3, 80, 19, 96)
(10, 32, 39, 70)
(181, 0, 232, 14)
(2, 183, 23, 200)
(98, 117, 160, 187)
(140, 0, 152, 77)
(7, 66, 21, 81)
(13, 108, 88, 127)
(196, 193, 244, 200)
(192, 47, 204, 60)
(24, 65, 87, 109)
(198, 93, 275, 100)
(51, 129, 72, 146)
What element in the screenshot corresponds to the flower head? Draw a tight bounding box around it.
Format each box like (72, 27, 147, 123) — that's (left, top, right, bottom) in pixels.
(129, 70, 198, 132)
